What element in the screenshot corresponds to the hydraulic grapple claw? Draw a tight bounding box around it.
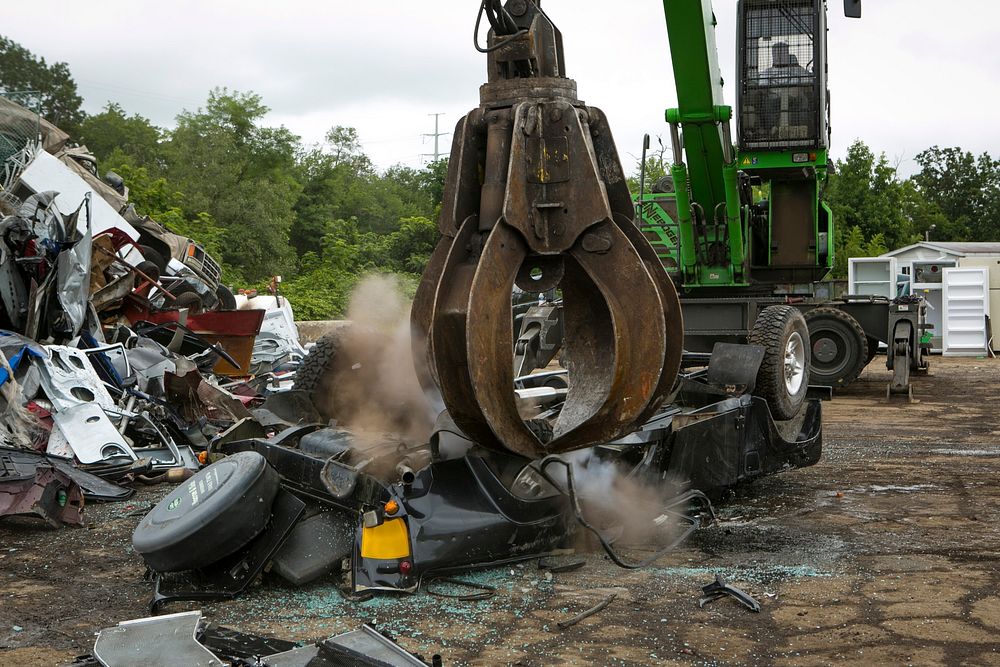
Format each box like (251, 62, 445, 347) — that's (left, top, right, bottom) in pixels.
(411, 0, 683, 456)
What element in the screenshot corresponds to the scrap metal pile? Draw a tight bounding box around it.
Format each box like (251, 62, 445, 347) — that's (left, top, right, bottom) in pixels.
(0, 95, 306, 530)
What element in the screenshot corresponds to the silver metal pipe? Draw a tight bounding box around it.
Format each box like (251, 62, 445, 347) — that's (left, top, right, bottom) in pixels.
(669, 123, 683, 166)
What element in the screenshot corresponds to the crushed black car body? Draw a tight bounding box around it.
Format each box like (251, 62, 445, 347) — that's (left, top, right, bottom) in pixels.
(132, 347, 822, 608)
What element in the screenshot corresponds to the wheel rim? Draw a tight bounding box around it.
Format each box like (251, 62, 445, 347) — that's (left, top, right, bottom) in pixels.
(810, 328, 849, 375)
(784, 331, 806, 395)
(812, 336, 840, 364)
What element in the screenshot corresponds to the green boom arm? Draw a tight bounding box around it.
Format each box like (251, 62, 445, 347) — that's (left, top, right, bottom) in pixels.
(661, 0, 745, 284)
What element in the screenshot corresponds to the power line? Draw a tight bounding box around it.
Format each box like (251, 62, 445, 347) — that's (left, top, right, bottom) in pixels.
(76, 78, 202, 108)
(422, 112, 449, 162)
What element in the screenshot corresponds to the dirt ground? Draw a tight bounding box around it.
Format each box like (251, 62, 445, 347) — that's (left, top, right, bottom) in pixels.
(2, 356, 1000, 666)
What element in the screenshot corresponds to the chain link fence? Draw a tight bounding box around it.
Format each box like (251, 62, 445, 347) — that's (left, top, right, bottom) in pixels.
(0, 90, 43, 211)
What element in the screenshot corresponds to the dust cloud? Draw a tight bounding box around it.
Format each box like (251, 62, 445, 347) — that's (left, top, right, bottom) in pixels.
(316, 274, 438, 448)
(562, 449, 689, 549)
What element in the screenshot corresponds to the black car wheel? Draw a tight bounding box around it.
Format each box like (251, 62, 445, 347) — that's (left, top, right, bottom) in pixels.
(749, 305, 811, 420)
(215, 284, 238, 310)
(804, 307, 868, 388)
(138, 244, 168, 274)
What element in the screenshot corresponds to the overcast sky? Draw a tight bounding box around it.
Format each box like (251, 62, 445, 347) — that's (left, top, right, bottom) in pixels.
(4, 1, 998, 176)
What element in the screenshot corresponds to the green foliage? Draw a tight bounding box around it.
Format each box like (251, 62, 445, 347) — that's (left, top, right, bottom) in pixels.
(899, 179, 951, 244)
(626, 135, 671, 195)
(821, 141, 909, 277)
(279, 262, 355, 321)
(0, 36, 84, 134)
(622, 137, 997, 279)
(78, 103, 164, 167)
(912, 146, 1000, 242)
(165, 89, 301, 281)
(100, 152, 240, 283)
(78, 85, 447, 319)
(421, 158, 450, 209)
(832, 225, 887, 278)
(824, 140, 914, 251)
(76, 86, 452, 317)
(381, 216, 439, 274)
(824, 140, 997, 275)
(280, 215, 437, 319)
(290, 132, 442, 256)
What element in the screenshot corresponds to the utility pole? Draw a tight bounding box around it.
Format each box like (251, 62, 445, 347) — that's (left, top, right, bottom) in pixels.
(422, 113, 449, 162)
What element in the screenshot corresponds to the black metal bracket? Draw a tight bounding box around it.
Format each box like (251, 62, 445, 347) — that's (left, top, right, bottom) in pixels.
(148, 489, 306, 614)
(698, 574, 761, 612)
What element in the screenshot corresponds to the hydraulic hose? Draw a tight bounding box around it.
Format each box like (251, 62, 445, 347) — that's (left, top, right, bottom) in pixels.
(538, 456, 716, 570)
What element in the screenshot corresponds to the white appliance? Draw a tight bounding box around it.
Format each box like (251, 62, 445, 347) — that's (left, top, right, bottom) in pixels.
(911, 259, 956, 352)
(942, 266, 990, 356)
(849, 257, 897, 299)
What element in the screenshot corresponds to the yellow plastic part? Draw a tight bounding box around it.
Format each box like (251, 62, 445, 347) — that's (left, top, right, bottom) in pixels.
(360, 518, 411, 560)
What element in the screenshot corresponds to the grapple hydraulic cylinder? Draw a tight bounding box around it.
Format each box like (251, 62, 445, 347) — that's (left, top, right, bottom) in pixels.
(411, 0, 684, 458)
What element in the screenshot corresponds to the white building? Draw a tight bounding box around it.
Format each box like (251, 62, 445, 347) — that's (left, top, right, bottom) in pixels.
(880, 242, 1000, 354)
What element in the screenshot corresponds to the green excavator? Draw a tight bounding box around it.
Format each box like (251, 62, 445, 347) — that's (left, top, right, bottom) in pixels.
(645, 0, 849, 290)
(638, 0, 928, 399)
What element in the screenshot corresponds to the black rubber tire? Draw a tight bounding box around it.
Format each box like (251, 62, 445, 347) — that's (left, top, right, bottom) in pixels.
(164, 281, 207, 312)
(804, 307, 868, 388)
(296, 325, 431, 436)
(864, 336, 880, 367)
(294, 326, 354, 398)
(749, 305, 810, 421)
(132, 451, 279, 572)
(170, 291, 204, 312)
(134, 260, 161, 284)
(138, 244, 168, 274)
(215, 284, 238, 310)
(652, 175, 675, 194)
(295, 325, 388, 425)
(167, 281, 197, 295)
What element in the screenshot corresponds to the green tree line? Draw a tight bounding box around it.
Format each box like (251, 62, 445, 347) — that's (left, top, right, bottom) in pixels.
(630, 138, 1000, 278)
(76, 93, 446, 320)
(1, 34, 446, 319)
(3, 34, 998, 317)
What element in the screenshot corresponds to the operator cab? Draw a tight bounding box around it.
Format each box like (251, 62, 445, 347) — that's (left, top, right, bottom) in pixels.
(737, 0, 827, 151)
(736, 0, 840, 285)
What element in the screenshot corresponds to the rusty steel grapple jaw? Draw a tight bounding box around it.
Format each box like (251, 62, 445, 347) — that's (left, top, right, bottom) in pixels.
(412, 0, 683, 459)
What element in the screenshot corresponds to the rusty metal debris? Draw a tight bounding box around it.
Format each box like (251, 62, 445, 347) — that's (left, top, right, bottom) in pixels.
(538, 556, 586, 573)
(425, 577, 497, 602)
(127, 345, 820, 610)
(0, 448, 84, 527)
(79, 613, 438, 667)
(557, 593, 618, 630)
(93, 611, 224, 667)
(0, 95, 307, 530)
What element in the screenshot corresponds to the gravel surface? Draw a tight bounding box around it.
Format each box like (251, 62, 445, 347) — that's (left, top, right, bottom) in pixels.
(1, 356, 999, 666)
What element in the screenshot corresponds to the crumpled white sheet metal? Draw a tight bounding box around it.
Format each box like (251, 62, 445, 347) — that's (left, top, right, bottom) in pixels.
(47, 402, 136, 464)
(36, 345, 116, 412)
(16, 150, 139, 240)
(53, 194, 92, 339)
(247, 296, 306, 375)
(36, 345, 136, 464)
(93, 611, 224, 667)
